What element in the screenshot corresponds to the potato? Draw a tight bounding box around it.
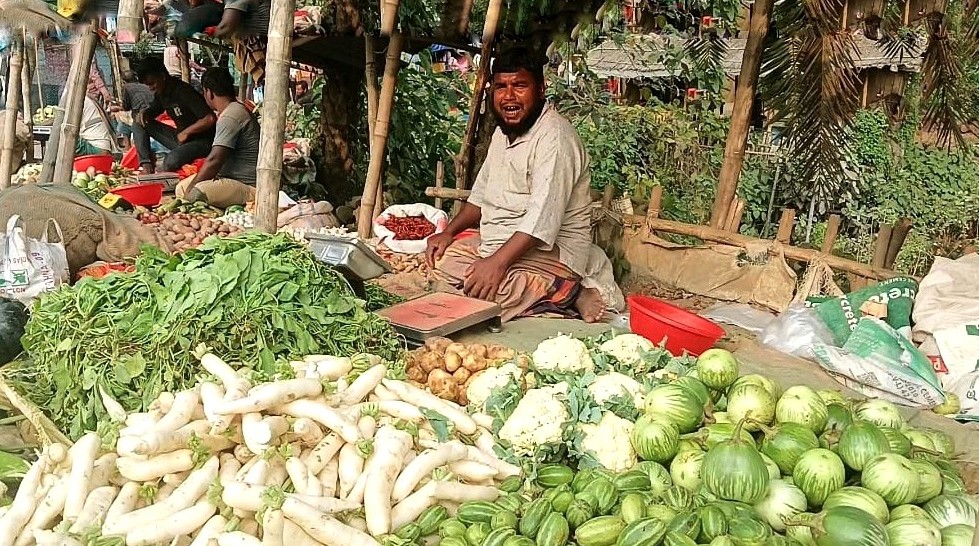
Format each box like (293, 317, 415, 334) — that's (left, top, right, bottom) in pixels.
(443, 351, 462, 373)
(427, 369, 457, 400)
(487, 345, 515, 361)
(425, 337, 453, 353)
(407, 365, 427, 383)
(190, 219, 201, 230)
(452, 368, 470, 384)
(445, 343, 467, 357)
(419, 352, 443, 374)
(468, 344, 488, 359)
(462, 354, 487, 373)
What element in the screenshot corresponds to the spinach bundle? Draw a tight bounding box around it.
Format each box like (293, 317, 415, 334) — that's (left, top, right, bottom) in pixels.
(7, 233, 403, 439)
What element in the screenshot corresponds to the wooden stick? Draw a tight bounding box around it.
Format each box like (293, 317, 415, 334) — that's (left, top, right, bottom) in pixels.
(177, 38, 191, 83)
(434, 160, 445, 209)
(254, 0, 296, 233)
(21, 35, 33, 163)
(357, 32, 403, 239)
(365, 35, 383, 223)
(871, 224, 893, 269)
(884, 218, 913, 270)
(645, 185, 664, 224)
(601, 185, 615, 210)
(117, 0, 143, 43)
(425, 186, 470, 200)
(381, 0, 401, 36)
(775, 208, 796, 244)
(0, 41, 23, 189)
(33, 38, 42, 109)
(108, 37, 124, 102)
(633, 215, 908, 280)
(457, 0, 476, 36)
(455, 0, 503, 191)
(821, 214, 842, 254)
(238, 72, 249, 102)
(726, 198, 746, 233)
(49, 25, 98, 186)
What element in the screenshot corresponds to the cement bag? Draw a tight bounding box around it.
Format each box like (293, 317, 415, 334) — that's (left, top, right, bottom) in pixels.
(0, 215, 69, 305)
(373, 203, 448, 255)
(811, 317, 946, 408)
(811, 277, 918, 346)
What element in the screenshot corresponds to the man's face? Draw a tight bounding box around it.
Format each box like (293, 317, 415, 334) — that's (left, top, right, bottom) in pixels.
(143, 74, 166, 95)
(491, 69, 544, 136)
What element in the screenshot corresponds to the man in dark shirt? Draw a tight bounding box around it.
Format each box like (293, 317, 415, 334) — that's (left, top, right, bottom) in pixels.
(133, 56, 216, 173)
(175, 67, 260, 207)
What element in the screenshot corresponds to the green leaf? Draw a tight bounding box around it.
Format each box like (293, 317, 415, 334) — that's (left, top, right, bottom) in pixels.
(420, 408, 453, 442)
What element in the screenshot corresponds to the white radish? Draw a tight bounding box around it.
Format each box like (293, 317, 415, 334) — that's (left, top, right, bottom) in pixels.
(357, 414, 377, 439)
(390, 481, 437, 531)
(68, 485, 118, 534)
(318, 458, 339, 497)
(363, 426, 414, 535)
(219, 454, 242, 485)
(240, 519, 260, 535)
(475, 428, 496, 454)
(433, 482, 500, 502)
(105, 482, 141, 529)
(333, 365, 386, 406)
(305, 469, 321, 497)
(125, 501, 216, 546)
(163, 471, 191, 485)
(372, 384, 399, 401)
(464, 446, 521, 478)
(241, 413, 268, 456)
(262, 509, 285, 546)
(90, 453, 120, 489)
(99, 384, 128, 422)
(199, 381, 226, 424)
(285, 458, 309, 494)
(266, 459, 289, 487)
(15, 478, 65, 546)
(63, 432, 101, 522)
(348, 516, 368, 532)
(32, 531, 80, 546)
(275, 400, 360, 443)
(471, 414, 494, 430)
(150, 391, 175, 413)
(216, 532, 262, 546)
(0, 452, 48, 546)
(118, 420, 210, 457)
(243, 459, 270, 485)
(292, 418, 324, 446)
(381, 379, 477, 434)
(188, 514, 228, 546)
(281, 497, 380, 546)
(117, 449, 196, 482)
(155, 482, 177, 504)
(302, 433, 344, 474)
(153, 389, 201, 433)
(391, 443, 469, 503)
(200, 353, 246, 391)
(448, 460, 500, 482)
(221, 482, 360, 513)
(306, 355, 352, 379)
(233, 444, 253, 464)
(215, 379, 322, 415)
(337, 442, 364, 498)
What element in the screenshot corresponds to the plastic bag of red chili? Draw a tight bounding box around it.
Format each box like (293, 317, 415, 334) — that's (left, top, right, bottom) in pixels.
(373, 203, 449, 254)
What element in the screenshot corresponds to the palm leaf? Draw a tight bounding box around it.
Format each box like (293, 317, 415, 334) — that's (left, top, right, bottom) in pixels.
(918, 10, 971, 148)
(0, 0, 69, 33)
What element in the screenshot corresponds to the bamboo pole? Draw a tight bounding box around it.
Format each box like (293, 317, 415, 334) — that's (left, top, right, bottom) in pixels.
(21, 35, 33, 163)
(821, 214, 842, 254)
(884, 218, 913, 270)
(709, 0, 774, 228)
(238, 72, 249, 102)
(634, 215, 909, 281)
(108, 38, 125, 102)
(455, 0, 504, 191)
(254, 0, 296, 233)
(357, 32, 403, 239)
(434, 160, 445, 209)
(365, 35, 384, 222)
(0, 41, 23, 189)
(380, 0, 401, 36)
(457, 0, 476, 36)
(177, 38, 191, 83)
(44, 25, 98, 186)
(645, 186, 664, 222)
(425, 186, 470, 200)
(775, 208, 795, 244)
(33, 38, 42, 109)
(871, 224, 893, 270)
(117, 0, 143, 43)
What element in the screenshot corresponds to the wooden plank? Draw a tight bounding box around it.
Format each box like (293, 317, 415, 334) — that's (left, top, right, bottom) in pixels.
(775, 208, 796, 244)
(821, 214, 842, 254)
(425, 186, 470, 200)
(645, 185, 664, 223)
(884, 218, 913, 270)
(254, 0, 296, 233)
(726, 198, 745, 233)
(632, 215, 909, 280)
(871, 224, 893, 269)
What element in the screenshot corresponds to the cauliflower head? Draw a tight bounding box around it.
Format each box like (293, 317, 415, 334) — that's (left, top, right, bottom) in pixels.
(600, 333, 655, 364)
(588, 371, 645, 407)
(498, 383, 569, 456)
(466, 363, 523, 411)
(533, 335, 594, 373)
(578, 411, 637, 472)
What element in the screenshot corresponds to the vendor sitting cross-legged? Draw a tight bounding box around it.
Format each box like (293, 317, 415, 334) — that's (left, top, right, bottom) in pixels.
(426, 47, 606, 324)
(176, 67, 260, 208)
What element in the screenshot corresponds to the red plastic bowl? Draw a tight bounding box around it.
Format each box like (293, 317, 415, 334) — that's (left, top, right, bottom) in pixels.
(73, 154, 114, 175)
(110, 182, 164, 207)
(628, 295, 725, 356)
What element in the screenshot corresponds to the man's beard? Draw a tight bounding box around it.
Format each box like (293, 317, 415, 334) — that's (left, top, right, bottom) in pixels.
(493, 99, 545, 138)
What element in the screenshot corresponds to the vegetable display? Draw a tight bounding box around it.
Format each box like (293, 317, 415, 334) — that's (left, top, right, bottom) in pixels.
(0, 350, 518, 544)
(405, 338, 519, 406)
(7, 233, 402, 440)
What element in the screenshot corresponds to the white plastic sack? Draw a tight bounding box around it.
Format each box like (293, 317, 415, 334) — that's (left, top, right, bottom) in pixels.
(373, 203, 448, 255)
(931, 323, 979, 417)
(0, 215, 69, 305)
(911, 253, 979, 339)
(759, 304, 835, 358)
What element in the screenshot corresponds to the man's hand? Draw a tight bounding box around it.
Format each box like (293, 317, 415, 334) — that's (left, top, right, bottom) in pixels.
(177, 130, 190, 144)
(425, 232, 454, 268)
(463, 256, 507, 301)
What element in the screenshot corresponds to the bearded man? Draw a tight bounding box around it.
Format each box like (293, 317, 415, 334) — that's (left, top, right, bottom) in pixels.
(427, 47, 609, 323)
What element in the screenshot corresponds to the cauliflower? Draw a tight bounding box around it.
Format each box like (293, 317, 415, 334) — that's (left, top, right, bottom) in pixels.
(532, 335, 594, 373)
(588, 371, 645, 407)
(578, 411, 637, 472)
(498, 383, 569, 456)
(600, 333, 655, 364)
(466, 363, 523, 411)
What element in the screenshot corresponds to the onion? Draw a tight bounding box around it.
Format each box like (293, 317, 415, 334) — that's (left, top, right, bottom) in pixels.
(861, 454, 919, 507)
(644, 384, 705, 433)
(726, 384, 775, 432)
(669, 447, 705, 492)
(879, 427, 912, 457)
(889, 504, 930, 522)
(885, 517, 942, 546)
(910, 459, 943, 505)
(635, 461, 672, 498)
(775, 386, 829, 434)
(817, 389, 848, 406)
(924, 495, 978, 529)
(695, 348, 740, 390)
(837, 420, 891, 471)
(754, 479, 808, 532)
(825, 403, 854, 432)
(760, 422, 819, 476)
(731, 374, 781, 399)
(939, 524, 975, 546)
(823, 486, 889, 524)
(631, 415, 680, 464)
(702, 420, 770, 503)
(787, 506, 889, 546)
(793, 448, 845, 507)
(854, 400, 904, 428)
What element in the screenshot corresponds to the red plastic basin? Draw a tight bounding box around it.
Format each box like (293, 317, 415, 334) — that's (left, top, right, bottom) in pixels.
(110, 182, 164, 207)
(628, 295, 725, 356)
(74, 154, 114, 175)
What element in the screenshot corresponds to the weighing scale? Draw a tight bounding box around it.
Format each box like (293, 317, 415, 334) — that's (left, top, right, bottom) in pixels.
(306, 233, 503, 346)
(138, 172, 181, 192)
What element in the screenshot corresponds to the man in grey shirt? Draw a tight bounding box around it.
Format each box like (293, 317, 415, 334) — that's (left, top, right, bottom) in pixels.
(175, 67, 260, 207)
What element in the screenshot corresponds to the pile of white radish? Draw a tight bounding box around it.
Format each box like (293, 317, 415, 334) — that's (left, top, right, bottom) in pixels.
(0, 350, 519, 546)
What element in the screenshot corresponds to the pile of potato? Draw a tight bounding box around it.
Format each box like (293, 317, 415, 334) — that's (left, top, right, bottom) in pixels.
(142, 212, 244, 252)
(406, 337, 518, 406)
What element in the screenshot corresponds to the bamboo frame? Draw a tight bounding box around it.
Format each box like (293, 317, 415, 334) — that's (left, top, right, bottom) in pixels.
(425, 186, 470, 200)
(177, 38, 191, 83)
(380, 0, 401, 36)
(821, 214, 842, 254)
(108, 37, 125, 102)
(357, 32, 403, 238)
(21, 35, 33, 163)
(871, 224, 893, 269)
(117, 0, 143, 43)
(884, 218, 912, 270)
(775, 208, 796, 244)
(365, 35, 384, 223)
(0, 41, 23, 189)
(254, 0, 297, 232)
(44, 25, 98, 186)
(434, 160, 445, 209)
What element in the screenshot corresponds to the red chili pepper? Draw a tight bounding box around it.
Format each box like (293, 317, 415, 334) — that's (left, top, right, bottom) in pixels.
(384, 215, 436, 240)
